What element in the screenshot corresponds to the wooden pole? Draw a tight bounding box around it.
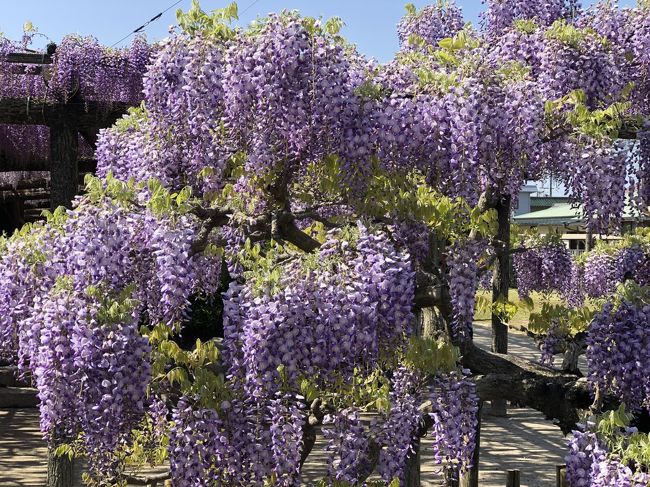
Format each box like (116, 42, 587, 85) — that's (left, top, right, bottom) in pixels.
(490, 195, 511, 417)
(458, 401, 482, 487)
(467, 401, 482, 487)
(506, 469, 520, 487)
(49, 123, 79, 210)
(586, 229, 594, 252)
(556, 464, 566, 487)
(404, 439, 421, 487)
(491, 195, 511, 353)
(446, 473, 459, 487)
(47, 448, 73, 487)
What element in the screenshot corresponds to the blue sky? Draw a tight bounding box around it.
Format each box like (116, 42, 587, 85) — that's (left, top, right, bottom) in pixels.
(0, 0, 638, 62)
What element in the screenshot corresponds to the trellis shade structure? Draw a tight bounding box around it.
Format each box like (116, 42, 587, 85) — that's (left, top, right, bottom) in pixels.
(0, 36, 151, 217)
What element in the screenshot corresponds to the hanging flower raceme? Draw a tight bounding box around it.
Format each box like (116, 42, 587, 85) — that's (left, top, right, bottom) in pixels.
(223, 224, 415, 398)
(482, 0, 581, 35)
(513, 241, 574, 300)
(566, 425, 650, 487)
(25, 285, 151, 481)
(447, 240, 486, 341)
(397, 2, 465, 50)
(0, 179, 223, 481)
(587, 296, 650, 413)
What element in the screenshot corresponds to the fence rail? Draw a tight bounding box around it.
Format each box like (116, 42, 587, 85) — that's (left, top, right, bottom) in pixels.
(443, 464, 566, 487)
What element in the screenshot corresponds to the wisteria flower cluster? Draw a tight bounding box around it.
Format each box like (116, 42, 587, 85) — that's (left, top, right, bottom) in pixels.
(1, 0, 650, 483)
(0, 180, 222, 480)
(586, 298, 650, 413)
(397, 2, 465, 50)
(222, 223, 415, 399)
(446, 240, 486, 341)
(566, 427, 650, 487)
(513, 241, 574, 300)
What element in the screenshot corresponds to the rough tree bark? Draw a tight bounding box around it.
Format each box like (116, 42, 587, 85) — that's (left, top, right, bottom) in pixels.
(491, 195, 511, 354)
(490, 195, 511, 416)
(49, 123, 79, 210)
(47, 448, 73, 487)
(462, 343, 591, 433)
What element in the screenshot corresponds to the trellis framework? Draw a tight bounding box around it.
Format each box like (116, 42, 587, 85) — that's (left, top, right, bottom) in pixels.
(0, 50, 132, 228)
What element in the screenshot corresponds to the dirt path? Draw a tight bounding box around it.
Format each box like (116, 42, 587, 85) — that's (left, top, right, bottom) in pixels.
(0, 323, 569, 486)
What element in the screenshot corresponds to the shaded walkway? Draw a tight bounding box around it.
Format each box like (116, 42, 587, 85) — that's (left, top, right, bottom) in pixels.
(0, 408, 47, 487)
(0, 323, 569, 486)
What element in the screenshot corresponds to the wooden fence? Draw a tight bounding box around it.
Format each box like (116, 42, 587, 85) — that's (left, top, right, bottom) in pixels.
(125, 466, 568, 487)
(443, 465, 566, 487)
(501, 465, 566, 487)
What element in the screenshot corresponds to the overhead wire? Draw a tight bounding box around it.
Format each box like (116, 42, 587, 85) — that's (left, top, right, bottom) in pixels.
(241, 0, 262, 15)
(111, 0, 264, 48)
(110, 0, 184, 48)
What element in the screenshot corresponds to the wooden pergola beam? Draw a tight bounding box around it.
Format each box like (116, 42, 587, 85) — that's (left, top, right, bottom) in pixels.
(0, 178, 49, 191)
(5, 53, 53, 64)
(0, 188, 53, 200)
(0, 158, 97, 173)
(23, 198, 50, 209)
(0, 98, 129, 128)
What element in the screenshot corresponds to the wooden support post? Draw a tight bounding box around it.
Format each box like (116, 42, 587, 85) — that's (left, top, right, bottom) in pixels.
(491, 194, 511, 353)
(556, 464, 566, 487)
(586, 230, 594, 252)
(49, 123, 79, 210)
(47, 448, 73, 487)
(404, 439, 421, 487)
(444, 468, 459, 487)
(463, 401, 482, 487)
(490, 195, 511, 416)
(506, 469, 520, 487)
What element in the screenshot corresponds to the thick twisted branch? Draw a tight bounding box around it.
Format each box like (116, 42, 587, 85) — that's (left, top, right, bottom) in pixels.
(461, 343, 591, 433)
(189, 206, 322, 256)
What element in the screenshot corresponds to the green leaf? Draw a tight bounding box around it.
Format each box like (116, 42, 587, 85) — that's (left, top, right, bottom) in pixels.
(324, 17, 345, 36)
(513, 19, 538, 34)
(53, 444, 75, 460)
(438, 37, 454, 49)
(167, 367, 190, 389)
